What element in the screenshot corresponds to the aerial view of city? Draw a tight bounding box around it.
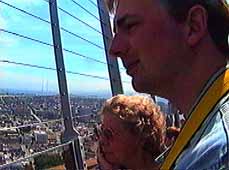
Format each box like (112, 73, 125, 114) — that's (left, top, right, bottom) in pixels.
(0, 91, 106, 169)
(0, 0, 116, 168)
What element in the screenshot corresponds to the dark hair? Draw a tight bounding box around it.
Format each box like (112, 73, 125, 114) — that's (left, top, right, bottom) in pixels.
(162, 0, 229, 55)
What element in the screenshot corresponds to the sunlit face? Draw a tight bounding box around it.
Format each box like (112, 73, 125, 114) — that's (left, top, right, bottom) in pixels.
(99, 113, 140, 165)
(110, 0, 189, 97)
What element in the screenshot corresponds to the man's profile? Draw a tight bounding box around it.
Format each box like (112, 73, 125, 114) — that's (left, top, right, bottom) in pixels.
(104, 0, 229, 169)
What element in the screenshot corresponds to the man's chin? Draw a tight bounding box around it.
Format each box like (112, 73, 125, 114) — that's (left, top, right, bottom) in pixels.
(132, 79, 146, 93)
(132, 78, 153, 94)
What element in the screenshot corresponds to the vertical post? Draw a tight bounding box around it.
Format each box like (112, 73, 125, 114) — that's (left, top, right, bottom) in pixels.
(151, 95, 156, 103)
(97, 0, 123, 96)
(168, 101, 181, 128)
(174, 108, 181, 128)
(48, 0, 85, 169)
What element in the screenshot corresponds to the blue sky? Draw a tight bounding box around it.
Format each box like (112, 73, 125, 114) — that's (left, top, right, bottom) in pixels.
(0, 0, 135, 97)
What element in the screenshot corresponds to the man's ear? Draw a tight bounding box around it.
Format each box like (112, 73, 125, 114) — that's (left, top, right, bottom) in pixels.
(184, 5, 208, 47)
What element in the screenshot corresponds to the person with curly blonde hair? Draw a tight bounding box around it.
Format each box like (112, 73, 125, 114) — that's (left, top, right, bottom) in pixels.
(97, 94, 166, 170)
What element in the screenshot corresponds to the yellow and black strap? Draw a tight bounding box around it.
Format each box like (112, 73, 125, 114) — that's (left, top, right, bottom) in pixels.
(161, 69, 229, 170)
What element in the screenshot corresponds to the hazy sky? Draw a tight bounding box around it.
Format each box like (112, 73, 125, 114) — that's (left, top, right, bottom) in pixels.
(0, 0, 134, 97)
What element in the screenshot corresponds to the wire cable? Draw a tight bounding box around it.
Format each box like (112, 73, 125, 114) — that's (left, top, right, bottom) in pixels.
(0, 60, 110, 81)
(0, 60, 56, 71)
(43, 0, 111, 39)
(0, 12, 102, 51)
(0, 0, 51, 24)
(86, 0, 98, 9)
(58, 7, 110, 40)
(0, 2, 116, 66)
(0, 141, 72, 169)
(66, 70, 110, 81)
(4, 0, 109, 39)
(0, 59, 130, 83)
(70, 0, 106, 25)
(0, 1, 110, 47)
(60, 26, 104, 50)
(62, 48, 107, 65)
(86, 0, 114, 20)
(0, 29, 108, 65)
(1, 29, 107, 62)
(0, 29, 53, 47)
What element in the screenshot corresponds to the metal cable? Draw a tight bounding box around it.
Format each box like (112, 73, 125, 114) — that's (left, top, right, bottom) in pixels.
(12, 0, 99, 42)
(44, 0, 109, 22)
(0, 59, 129, 83)
(0, 0, 51, 24)
(58, 7, 111, 39)
(41, 0, 111, 39)
(0, 10, 102, 50)
(0, 141, 72, 169)
(0, 60, 56, 71)
(0, 29, 108, 65)
(0, 60, 110, 81)
(66, 70, 110, 81)
(62, 48, 107, 65)
(60, 26, 104, 50)
(0, 60, 127, 85)
(0, 1, 110, 47)
(0, 1, 119, 69)
(86, 0, 98, 9)
(70, 0, 106, 25)
(86, 0, 114, 20)
(0, 29, 53, 47)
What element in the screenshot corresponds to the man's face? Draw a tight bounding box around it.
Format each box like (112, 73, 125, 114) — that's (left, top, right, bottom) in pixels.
(110, 0, 189, 96)
(100, 113, 140, 165)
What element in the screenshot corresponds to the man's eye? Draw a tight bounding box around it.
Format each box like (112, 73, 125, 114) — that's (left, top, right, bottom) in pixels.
(126, 23, 138, 32)
(127, 24, 134, 29)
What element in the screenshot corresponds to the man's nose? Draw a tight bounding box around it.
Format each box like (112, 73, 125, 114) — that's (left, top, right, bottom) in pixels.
(109, 34, 128, 58)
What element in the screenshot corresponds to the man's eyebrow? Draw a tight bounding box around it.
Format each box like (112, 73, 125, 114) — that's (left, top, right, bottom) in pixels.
(113, 14, 141, 33)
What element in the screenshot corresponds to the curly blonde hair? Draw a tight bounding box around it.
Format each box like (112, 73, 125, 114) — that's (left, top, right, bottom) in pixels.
(100, 95, 166, 158)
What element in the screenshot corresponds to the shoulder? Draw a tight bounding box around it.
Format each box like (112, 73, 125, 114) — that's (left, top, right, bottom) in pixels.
(175, 119, 227, 169)
(175, 95, 229, 170)
(172, 67, 229, 170)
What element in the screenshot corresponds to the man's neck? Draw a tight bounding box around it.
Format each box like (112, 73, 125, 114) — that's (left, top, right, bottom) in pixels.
(170, 51, 227, 116)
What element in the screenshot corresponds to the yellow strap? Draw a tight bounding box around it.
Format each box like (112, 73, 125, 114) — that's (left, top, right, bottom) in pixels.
(161, 69, 229, 170)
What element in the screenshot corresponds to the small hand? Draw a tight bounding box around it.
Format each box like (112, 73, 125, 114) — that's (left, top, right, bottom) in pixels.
(166, 126, 180, 139)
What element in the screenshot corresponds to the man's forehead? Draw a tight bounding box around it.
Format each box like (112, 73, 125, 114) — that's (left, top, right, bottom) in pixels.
(113, 0, 154, 20)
